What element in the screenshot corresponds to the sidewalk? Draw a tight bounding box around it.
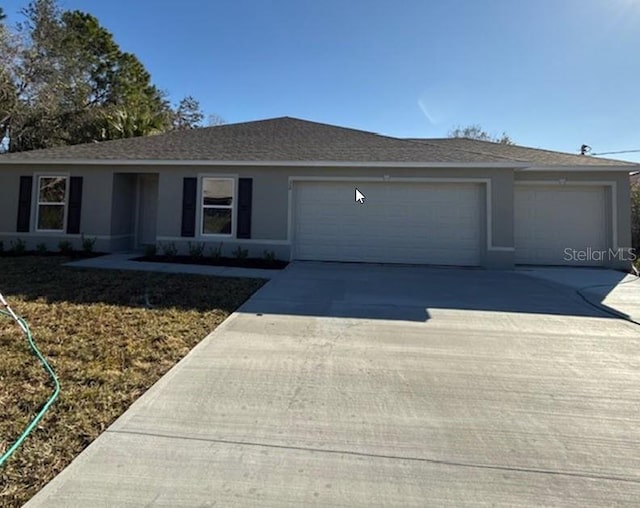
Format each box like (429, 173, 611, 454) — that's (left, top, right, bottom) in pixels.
(518, 266, 640, 324)
(65, 252, 280, 279)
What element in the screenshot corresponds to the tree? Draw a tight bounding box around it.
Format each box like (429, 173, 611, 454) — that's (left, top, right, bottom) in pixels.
(92, 106, 169, 140)
(2, 0, 174, 152)
(0, 3, 34, 151)
(4, 0, 72, 150)
(173, 95, 204, 130)
(1, 0, 223, 152)
(448, 124, 514, 145)
(0, 7, 16, 147)
(206, 113, 226, 127)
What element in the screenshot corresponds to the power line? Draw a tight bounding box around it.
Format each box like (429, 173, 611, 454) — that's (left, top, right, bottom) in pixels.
(591, 149, 640, 156)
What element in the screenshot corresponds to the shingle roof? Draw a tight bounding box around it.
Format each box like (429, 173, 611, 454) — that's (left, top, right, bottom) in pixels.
(0, 116, 635, 166)
(405, 137, 637, 167)
(631, 172, 640, 185)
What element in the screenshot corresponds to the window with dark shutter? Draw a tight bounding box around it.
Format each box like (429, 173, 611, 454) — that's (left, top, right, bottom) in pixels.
(201, 178, 234, 235)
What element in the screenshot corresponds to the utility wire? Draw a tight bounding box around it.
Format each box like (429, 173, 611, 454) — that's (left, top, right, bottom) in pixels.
(590, 149, 640, 156)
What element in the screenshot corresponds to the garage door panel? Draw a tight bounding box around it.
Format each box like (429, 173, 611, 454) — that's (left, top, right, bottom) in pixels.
(515, 185, 607, 266)
(293, 181, 483, 266)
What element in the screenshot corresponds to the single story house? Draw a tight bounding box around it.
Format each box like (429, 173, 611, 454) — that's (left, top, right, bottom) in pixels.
(0, 117, 637, 269)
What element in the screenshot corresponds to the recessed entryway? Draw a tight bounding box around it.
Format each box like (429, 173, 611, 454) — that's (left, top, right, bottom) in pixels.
(136, 174, 159, 248)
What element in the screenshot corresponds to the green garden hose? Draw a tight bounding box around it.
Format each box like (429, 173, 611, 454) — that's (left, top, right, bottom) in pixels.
(0, 293, 60, 468)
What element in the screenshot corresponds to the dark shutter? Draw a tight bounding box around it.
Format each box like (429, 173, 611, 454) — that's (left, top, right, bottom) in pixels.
(16, 176, 33, 232)
(236, 178, 253, 239)
(181, 177, 197, 237)
(66, 177, 83, 234)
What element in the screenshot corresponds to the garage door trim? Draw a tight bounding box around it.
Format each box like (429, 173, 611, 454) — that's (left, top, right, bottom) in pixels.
(287, 176, 501, 262)
(514, 180, 618, 250)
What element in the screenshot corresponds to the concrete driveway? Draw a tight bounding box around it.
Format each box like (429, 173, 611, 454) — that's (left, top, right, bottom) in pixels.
(27, 263, 640, 507)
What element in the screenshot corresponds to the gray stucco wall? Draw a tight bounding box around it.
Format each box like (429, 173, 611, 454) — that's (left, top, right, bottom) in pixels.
(156, 169, 185, 238)
(81, 169, 114, 236)
(151, 165, 514, 265)
(0, 163, 634, 268)
(0, 165, 114, 252)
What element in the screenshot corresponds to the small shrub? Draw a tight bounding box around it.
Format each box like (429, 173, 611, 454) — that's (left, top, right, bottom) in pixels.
(188, 242, 205, 258)
(58, 240, 74, 255)
(144, 244, 157, 257)
(232, 246, 249, 260)
(263, 250, 276, 263)
(160, 242, 178, 257)
(10, 238, 27, 255)
(36, 242, 48, 254)
(209, 242, 223, 260)
(81, 234, 97, 253)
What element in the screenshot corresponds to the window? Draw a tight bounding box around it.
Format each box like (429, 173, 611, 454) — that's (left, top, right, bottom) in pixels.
(36, 176, 67, 231)
(202, 178, 234, 235)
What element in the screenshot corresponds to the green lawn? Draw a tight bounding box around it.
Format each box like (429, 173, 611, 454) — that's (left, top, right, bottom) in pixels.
(0, 256, 264, 507)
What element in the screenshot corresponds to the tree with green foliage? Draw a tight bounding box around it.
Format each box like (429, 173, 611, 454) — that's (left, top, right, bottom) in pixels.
(0, 0, 203, 152)
(448, 124, 514, 145)
(173, 95, 204, 130)
(4, 0, 66, 150)
(0, 6, 16, 142)
(0, 7, 16, 130)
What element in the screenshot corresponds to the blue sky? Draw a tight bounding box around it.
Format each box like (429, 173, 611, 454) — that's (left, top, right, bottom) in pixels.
(3, 0, 640, 162)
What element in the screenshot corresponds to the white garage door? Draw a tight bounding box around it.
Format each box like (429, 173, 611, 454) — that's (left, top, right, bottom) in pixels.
(293, 181, 483, 265)
(514, 185, 608, 265)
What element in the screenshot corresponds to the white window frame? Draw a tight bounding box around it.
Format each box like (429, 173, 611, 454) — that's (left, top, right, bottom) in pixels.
(35, 175, 69, 233)
(200, 176, 236, 238)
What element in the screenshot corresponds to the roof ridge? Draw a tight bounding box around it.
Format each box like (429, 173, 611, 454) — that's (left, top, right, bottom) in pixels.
(254, 116, 408, 141)
(265, 118, 526, 163)
(196, 116, 294, 131)
(187, 116, 413, 147)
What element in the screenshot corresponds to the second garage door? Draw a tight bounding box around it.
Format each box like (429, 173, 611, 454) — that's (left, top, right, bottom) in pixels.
(514, 184, 608, 265)
(293, 181, 483, 265)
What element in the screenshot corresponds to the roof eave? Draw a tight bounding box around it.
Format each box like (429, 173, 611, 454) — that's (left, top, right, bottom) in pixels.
(0, 159, 634, 170)
(0, 158, 528, 168)
(515, 165, 637, 172)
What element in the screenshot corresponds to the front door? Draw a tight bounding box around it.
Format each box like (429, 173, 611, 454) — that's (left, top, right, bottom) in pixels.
(137, 174, 159, 247)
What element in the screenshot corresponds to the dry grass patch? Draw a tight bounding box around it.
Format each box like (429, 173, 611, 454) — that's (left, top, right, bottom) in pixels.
(0, 256, 265, 507)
